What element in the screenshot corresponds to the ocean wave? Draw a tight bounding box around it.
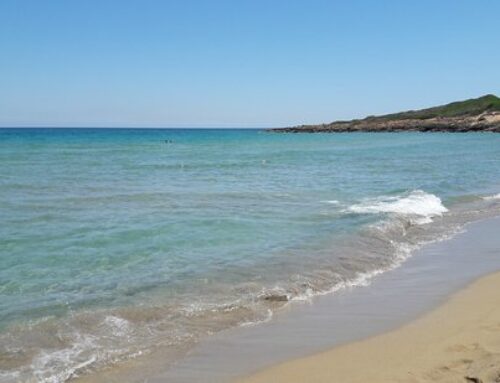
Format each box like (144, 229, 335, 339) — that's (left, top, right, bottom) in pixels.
(4, 191, 498, 383)
(346, 190, 448, 224)
(483, 193, 500, 201)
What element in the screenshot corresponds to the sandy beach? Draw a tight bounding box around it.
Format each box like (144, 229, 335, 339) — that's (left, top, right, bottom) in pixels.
(239, 271, 500, 383)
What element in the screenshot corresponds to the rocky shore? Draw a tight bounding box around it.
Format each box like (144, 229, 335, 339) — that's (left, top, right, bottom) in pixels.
(273, 112, 500, 133)
(271, 94, 500, 133)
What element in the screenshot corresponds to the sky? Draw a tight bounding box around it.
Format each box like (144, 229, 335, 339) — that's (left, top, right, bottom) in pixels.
(1, 0, 499, 128)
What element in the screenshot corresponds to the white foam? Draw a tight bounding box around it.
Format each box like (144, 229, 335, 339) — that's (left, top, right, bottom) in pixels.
(289, 224, 466, 306)
(483, 193, 500, 201)
(103, 315, 131, 337)
(31, 333, 99, 383)
(240, 309, 274, 327)
(321, 200, 340, 204)
(347, 190, 448, 224)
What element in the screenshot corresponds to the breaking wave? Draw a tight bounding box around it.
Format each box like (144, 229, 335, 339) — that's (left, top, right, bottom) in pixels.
(483, 193, 500, 201)
(346, 190, 448, 224)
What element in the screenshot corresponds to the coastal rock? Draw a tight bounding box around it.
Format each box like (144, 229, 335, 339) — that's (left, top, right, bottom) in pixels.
(270, 95, 500, 133)
(272, 112, 500, 133)
(263, 294, 289, 302)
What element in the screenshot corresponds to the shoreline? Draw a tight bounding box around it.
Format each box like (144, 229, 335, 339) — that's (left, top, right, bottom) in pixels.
(238, 272, 500, 383)
(73, 215, 500, 383)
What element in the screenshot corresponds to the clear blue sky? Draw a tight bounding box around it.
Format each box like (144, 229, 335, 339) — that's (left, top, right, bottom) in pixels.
(1, 0, 499, 127)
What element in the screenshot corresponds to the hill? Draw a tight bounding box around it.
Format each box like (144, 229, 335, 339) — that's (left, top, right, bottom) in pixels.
(272, 94, 500, 133)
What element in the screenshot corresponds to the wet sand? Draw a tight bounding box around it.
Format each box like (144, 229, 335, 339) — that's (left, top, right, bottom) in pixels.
(239, 270, 500, 383)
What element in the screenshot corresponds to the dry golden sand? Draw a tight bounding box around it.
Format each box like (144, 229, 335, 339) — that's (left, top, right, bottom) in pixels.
(238, 271, 500, 383)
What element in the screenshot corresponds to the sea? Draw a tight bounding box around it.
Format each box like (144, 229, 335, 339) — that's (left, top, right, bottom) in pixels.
(0, 128, 499, 382)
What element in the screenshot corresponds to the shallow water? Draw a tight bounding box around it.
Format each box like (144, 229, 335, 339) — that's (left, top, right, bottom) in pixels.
(158, 216, 500, 383)
(0, 129, 499, 382)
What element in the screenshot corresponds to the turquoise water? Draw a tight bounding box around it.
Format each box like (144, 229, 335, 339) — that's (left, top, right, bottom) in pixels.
(1, 128, 500, 382)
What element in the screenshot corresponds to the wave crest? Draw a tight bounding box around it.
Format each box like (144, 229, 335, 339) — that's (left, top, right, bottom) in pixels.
(483, 193, 500, 201)
(347, 190, 448, 224)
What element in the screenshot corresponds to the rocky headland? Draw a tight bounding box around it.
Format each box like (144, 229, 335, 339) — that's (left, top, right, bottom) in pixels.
(271, 94, 500, 133)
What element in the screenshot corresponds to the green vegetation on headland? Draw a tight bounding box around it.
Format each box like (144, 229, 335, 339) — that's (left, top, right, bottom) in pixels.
(272, 94, 500, 133)
(381, 94, 500, 120)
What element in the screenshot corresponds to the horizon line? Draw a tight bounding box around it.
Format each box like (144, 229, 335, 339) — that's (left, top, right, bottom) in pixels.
(0, 126, 274, 129)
